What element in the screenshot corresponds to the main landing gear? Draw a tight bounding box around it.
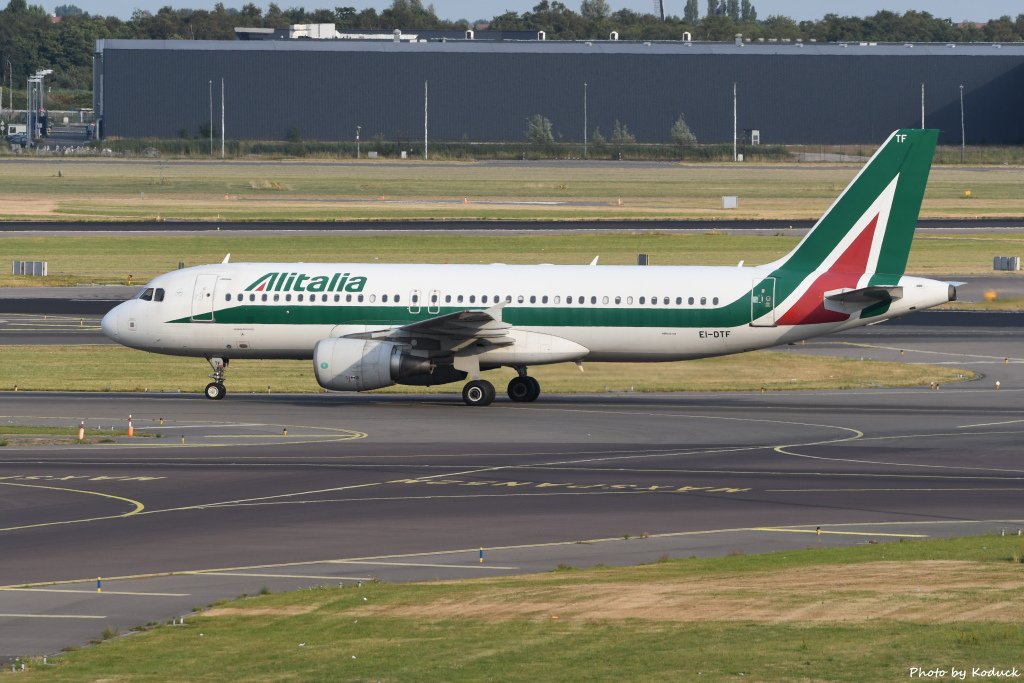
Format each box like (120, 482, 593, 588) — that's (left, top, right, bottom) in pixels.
(204, 357, 228, 400)
(460, 369, 541, 407)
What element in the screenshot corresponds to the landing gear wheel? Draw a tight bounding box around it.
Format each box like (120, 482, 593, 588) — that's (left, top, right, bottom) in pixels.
(463, 379, 496, 407)
(525, 376, 541, 402)
(205, 382, 227, 400)
(507, 376, 540, 402)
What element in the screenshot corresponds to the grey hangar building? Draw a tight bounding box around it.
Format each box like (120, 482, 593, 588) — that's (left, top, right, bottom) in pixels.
(92, 37, 1024, 145)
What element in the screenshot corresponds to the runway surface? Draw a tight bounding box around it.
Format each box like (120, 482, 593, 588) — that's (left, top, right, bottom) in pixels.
(0, 308, 1022, 658)
(3, 218, 1024, 232)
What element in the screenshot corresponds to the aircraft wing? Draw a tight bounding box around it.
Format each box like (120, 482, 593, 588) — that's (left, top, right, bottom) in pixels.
(343, 303, 513, 349)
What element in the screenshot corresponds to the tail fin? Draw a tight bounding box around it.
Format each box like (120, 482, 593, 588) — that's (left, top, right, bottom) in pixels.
(774, 129, 938, 278)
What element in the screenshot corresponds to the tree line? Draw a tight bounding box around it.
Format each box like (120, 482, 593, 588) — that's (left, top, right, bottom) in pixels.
(1, 0, 1022, 94)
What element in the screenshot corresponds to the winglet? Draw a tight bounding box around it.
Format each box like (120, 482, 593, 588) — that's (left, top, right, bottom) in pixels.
(590, 256, 599, 266)
(484, 301, 507, 322)
(222, 253, 231, 264)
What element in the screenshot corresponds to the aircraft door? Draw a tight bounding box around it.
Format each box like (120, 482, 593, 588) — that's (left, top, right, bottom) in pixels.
(427, 289, 441, 314)
(191, 273, 219, 322)
(750, 277, 776, 327)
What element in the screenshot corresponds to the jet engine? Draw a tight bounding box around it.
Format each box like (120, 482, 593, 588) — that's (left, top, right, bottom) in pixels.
(313, 338, 435, 391)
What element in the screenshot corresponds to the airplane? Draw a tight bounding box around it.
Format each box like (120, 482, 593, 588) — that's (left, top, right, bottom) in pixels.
(101, 128, 955, 406)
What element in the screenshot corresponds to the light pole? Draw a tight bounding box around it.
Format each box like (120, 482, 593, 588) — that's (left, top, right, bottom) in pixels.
(220, 77, 225, 160)
(208, 80, 213, 156)
(583, 81, 588, 159)
(959, 83, 965, 164)
(356, 125, 361, 159)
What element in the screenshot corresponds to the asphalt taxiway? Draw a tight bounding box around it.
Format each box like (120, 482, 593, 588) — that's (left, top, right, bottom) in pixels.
(0, 286, 1022, 659)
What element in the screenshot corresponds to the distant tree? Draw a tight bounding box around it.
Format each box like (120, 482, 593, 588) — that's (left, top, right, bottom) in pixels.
(726, 0, 739, 21)
(591, 127, 606, 148)
(54, 4, 84, 16)
(740, 0, 756, 22)
(670, 114, 697, 146)
(579, 0, 610, 22)
(526, 114, 555, 146)
(683, 0, 699, 24)
(611, 120, 635, 144)
(706, 0, 718, 17)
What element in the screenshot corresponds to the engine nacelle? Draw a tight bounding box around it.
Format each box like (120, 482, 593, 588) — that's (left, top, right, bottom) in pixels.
(314, 338, 431, 391)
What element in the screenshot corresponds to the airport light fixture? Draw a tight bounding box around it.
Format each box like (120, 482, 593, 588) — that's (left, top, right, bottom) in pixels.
(356, 125, 361, 159)
(959, 84, 965, 164)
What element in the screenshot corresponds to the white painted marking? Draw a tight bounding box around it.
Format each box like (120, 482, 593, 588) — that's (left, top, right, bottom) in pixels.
(188, 572, 374, 581)
(957, 419, 1024, 429)
(0, 613, 106, 619)
(332, 561, 518, 570)
(0, 588, 189, 597)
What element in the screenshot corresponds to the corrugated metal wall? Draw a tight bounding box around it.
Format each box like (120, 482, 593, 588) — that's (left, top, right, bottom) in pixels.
(95, 43, 1024, 145)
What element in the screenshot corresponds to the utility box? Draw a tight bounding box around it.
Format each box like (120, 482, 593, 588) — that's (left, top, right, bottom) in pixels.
(722, 196, 739, 209)
(993, 256, 1021, 271)
(367, 151, 378, 159)
(637, 253, 649, 266)
(744, 128, 761, 145)
(12, 261, 48, 276)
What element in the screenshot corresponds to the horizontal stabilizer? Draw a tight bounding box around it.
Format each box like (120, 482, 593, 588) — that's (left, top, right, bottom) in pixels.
(826, 286, 903, 304)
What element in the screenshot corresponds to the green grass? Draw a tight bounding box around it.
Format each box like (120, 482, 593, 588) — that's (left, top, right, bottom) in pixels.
(16, 535, 1024, 682)
(2, 231, 1023, 289)
(0, 158, 1021, 222)
(0, 425, 129, 436)
(0, 345, 972, 394)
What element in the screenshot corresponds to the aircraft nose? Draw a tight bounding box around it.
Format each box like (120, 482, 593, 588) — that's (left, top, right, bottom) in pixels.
(101, 307, 119, 339)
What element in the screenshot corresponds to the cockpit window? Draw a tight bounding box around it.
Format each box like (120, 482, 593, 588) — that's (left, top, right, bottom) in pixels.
(154, 288, 165, 302)
(139, 288, 154, 301)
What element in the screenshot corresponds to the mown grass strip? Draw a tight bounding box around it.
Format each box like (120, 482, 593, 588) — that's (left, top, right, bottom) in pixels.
(0, 345, 972, 394)
(16, 535, 1024, 682)
(2, 231, 1023, 290)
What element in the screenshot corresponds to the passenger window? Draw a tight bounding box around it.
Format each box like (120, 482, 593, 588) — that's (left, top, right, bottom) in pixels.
(469, 295, 476, 304)
(457, 295, 464, 304)
(247, 293, 254, 302)
(382, 294, 389, 303)
(261, 294, 268, 302)
(482, 295, 489, 304)
(602, 296, 609, 304)
(412, 294, 418, 303)
(615, 296, 621, 304)
(713, 297, 719, 305)
(567, 296, 573, 304)
(358, 294, 364, 303)
(591, 296, 597, 304)
(334, 294, 340, 302)
(639, 296, 645, 304)
(431, 293, 438, 303)
(322, 294, 327, 302)
(554, 295, 561, 304)
(445, 295, 452, 303)
(139, 288, 154, 301)
(651, 297, 657, 306)
(676, 297, 682, 305)
(505, 295, 512, 303)
(346, 294, 352, 302)
(395, 294, 400, 303)
(529, 295, 536, 304)
(627, 296, 633, 304)
(517, 295, 524, 303)
(542, 295, 548, 304)
(663, 297, 669, 305)
(700, 297, 707, 305)
(297, 294, 304, 302)
(369, 294, 376, 303)
(224, 294, 231, 302)
(285, 294, 292, 302)
(273, 294, 280, 302)
(688, 297, 694, 305)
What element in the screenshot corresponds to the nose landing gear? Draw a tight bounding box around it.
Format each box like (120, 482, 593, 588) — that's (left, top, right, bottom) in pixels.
(204, 357, 228, 400)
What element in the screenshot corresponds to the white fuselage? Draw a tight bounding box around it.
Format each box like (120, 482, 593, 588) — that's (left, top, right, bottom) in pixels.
(101, 262, 952, 367)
